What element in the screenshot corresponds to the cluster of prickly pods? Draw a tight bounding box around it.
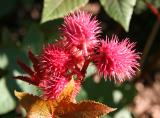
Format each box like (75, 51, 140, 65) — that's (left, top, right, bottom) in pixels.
(15, 11, 140, 104)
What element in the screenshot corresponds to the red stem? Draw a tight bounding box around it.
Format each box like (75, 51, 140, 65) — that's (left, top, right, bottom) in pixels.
(17, 60, 34, 76)
(144, 0, 160, 21)
(81, 60, 90, 78)
(13, 76, 38, 86)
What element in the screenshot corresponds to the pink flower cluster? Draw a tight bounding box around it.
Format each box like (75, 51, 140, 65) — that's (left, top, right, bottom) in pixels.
(15, 11, 140, 100)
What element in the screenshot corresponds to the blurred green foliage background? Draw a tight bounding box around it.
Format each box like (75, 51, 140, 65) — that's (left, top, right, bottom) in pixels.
(0, 0, 160, 118)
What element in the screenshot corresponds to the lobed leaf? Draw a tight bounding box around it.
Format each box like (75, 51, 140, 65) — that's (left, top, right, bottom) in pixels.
(14, 79, 75, 117)
(15, 79, 115, 118)
(55, 100, 116, 118)
(15, 91, 56, 118)
(41, 0, 89, 23)
(100, 0, 137, 31)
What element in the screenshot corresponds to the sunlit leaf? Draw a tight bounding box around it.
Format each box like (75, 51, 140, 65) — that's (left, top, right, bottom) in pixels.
(15, 79, 75, 117)
(15, 91, 56, 118)
(57, 78, 76, 102)
(41, 0, 89, 23)
(114, 107, 132, 118)
(100, 0, 136, 31)
(55, 100, 116, 118)
(15, 78, 115, 118)
(0, 77, 16, 114)
(86, 63, 97, 78)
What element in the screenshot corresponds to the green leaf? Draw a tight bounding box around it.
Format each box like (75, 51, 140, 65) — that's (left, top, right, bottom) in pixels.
(135, 0, 160, 14)
(100, 0, 136, 31)
(0, 76, 39, 115)
(86, 63, 97, 78)
(23, 24, 44, 54)
(0, 50, 40, 114)
(114, 107, 132, 118)
(40, 19, 63, 43)
(0, 77, 16, 114)
(76, 87, 88, 102)
(0, 36, 40, 114)
(41, 0, 89, 23)
(83, 77, 136, 117)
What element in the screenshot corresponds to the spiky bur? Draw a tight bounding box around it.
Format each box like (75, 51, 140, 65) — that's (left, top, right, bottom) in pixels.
(38, 43, 83, 99)
(15, 45, 82, 100)
(15, 11, 140, 101)
(60, 11, 101, 56)
(39, 74, 69, 99)
(93, 35, 140, 82)
(39, 44, 71, 74)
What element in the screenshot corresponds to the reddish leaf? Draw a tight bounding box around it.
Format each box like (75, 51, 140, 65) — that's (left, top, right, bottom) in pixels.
(56, 78, 75, 102)
(55, 100, 116, 118)
(15, 91, 56, 118)
(15, 79, 76, 118)
(15, 79, 115, 118)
